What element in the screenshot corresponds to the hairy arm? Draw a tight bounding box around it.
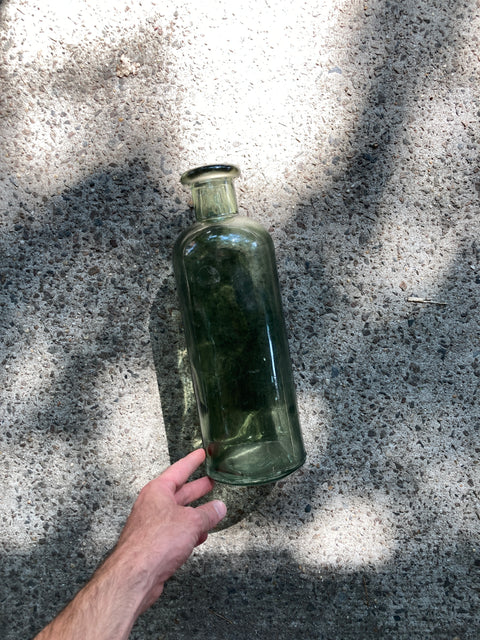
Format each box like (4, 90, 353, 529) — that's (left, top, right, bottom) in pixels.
(35, 449, 226, 640)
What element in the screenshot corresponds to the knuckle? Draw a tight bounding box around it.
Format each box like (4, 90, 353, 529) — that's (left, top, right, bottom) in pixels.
(185, 506, 205, 529)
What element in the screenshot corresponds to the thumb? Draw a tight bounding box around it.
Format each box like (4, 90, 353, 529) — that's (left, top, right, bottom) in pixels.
(195, 500, 227, 533)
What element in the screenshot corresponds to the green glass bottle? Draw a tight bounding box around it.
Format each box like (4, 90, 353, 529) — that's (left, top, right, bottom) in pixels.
(173, 164, 306, 485)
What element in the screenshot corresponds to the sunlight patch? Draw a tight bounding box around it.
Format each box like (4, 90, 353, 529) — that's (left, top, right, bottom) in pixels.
(295, 495, 396, 569)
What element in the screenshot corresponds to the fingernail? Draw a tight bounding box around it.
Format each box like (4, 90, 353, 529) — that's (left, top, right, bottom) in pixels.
(213, 500, 227, 519)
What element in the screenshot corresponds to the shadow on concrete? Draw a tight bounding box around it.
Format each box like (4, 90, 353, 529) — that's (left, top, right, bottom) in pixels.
(272, 0, 480, 488)
(1, 0, 479, 639)
(131, 540, 478, 639)
(0, 160, 178, 638)
(303, 0, 476, 243)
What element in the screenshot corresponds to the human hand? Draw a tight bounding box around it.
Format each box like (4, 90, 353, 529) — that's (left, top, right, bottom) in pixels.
(35, 449, 225, 640)
(108, 448, 226, 613)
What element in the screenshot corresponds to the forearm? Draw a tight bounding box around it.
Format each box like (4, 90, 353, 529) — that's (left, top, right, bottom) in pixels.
(34, 551, 149, 640)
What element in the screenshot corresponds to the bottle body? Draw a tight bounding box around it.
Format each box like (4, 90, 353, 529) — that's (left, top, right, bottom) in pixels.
(173, 212, 306, 485)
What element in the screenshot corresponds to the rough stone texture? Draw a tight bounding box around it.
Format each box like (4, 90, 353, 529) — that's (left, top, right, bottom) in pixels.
(1, 0, 479, 638)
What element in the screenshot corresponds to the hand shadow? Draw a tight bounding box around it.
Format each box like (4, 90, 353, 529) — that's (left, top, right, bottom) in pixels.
(149, 279, 273, 530)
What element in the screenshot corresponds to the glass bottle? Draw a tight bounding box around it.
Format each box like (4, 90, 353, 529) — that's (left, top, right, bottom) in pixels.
(173, 164, 306, 485)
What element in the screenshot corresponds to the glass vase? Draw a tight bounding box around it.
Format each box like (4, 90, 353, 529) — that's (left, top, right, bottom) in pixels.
(173, 164, 306, 485)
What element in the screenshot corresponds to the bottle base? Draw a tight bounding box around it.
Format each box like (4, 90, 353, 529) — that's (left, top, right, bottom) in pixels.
(205, 441, 306, 486)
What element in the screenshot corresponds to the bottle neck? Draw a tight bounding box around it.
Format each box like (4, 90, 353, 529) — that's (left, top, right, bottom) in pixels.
(191, 178, 238, 221)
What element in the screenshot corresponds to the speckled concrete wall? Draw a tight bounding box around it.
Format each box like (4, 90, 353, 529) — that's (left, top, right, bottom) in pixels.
(1, 1, 479, 638)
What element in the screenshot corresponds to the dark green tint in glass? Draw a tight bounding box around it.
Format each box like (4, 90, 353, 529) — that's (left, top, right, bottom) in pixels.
(173, 164, 306, 485)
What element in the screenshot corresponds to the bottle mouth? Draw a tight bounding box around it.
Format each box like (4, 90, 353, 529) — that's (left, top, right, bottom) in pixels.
(180, 164, 240, 186)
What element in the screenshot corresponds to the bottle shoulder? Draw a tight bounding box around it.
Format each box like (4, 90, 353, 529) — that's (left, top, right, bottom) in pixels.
(173, 215, 273, 254)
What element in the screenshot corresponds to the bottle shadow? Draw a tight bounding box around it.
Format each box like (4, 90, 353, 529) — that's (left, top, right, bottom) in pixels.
(149, 278, 274, 530)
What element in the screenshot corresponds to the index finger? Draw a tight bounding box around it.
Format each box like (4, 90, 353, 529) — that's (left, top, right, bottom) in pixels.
(160, 449, 206, 491)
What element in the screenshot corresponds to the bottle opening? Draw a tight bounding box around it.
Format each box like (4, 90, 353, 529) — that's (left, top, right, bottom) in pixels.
(181, 164, 240, 221)
(181, 164, 240, 186)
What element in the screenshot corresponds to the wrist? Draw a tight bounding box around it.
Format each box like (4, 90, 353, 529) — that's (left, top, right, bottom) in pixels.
(68, 550, 152, 640)
(98, 547, 156, 618)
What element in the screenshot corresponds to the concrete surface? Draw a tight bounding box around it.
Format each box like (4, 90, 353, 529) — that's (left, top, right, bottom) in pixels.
(1, 0, 479, 638)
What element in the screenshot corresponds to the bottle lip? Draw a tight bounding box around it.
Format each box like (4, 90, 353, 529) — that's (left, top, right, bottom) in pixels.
(180, 164, 240, 186)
